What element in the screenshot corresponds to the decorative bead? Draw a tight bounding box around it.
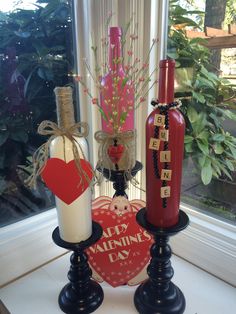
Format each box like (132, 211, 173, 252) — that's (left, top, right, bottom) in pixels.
(150, 100, 181, 208)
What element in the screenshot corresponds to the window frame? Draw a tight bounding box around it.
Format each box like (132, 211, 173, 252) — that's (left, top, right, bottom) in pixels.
(174, 203, 236, 286)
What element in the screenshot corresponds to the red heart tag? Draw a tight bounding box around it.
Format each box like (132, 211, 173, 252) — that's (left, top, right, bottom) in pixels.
(41, 158, 93, 204)
(107, 144, 124, 164)
(88, 204, 152, 287)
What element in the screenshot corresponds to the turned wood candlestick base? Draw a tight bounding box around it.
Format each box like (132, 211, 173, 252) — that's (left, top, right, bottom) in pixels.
(134, 208, 189, 314)
(52, 222, 104, 314)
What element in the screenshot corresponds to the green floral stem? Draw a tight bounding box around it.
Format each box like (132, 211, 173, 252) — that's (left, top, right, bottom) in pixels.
(135, 68, 157, 101)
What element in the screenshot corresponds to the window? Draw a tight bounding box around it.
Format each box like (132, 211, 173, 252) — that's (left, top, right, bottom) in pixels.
(171, 0, 236, 225)
(0, 0, 235, 288)
(169, 0, 236, 286)
(0, 0, 75, 227)
(0, 0, 76, 285)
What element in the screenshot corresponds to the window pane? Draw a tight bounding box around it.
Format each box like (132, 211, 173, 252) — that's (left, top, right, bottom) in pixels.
(169, 0, 236, 223)
(0, 0, 75, 227)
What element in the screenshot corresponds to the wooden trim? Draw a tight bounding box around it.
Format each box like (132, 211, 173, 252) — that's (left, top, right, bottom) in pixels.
(228, 24, 236, 35)
(204, 35, 236, 49)
(205, 26, 231, 37)
(186, 26, 236, 49)
(185, 30, 208, 39)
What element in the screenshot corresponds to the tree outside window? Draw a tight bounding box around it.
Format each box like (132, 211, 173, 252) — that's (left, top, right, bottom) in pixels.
(0, 0, 75, 227)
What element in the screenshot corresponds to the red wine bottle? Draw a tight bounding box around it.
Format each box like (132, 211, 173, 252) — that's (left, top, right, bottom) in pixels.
(146, 59, 185, 227)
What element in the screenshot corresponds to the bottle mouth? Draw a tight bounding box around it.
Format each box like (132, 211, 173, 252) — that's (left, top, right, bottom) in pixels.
(109, 26, 122, 37)
(159, 59, 175, 68)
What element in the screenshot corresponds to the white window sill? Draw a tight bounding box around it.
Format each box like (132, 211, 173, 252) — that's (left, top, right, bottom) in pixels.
(0, 253, 235, 314)
(0, 208, 66, 286)
(172, 203, 236, 286)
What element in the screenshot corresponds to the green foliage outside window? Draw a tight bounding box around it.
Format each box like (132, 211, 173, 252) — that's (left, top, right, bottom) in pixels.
(0, 0, 73, 224)
(169, 0, 236, 186)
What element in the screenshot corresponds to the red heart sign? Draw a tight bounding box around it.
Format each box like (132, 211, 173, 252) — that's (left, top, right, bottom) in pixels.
(107, 144, 124, 164)
(41, 158, 93, 204)
(87, 207, 152, 287)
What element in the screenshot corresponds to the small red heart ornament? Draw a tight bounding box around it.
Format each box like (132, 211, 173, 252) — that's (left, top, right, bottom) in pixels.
(107, 144, 124, 164)
(41, 158, 93, 204)
(87, 209, 152, 287)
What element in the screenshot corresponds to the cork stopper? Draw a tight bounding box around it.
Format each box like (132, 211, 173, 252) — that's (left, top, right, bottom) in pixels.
(54, 86, 75, 129)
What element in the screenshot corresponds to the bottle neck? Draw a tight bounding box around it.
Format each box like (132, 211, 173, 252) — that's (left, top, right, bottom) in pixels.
(54, 87, 75, 129)
(108, 35, 123, 72)
(158, 59, 175, 104)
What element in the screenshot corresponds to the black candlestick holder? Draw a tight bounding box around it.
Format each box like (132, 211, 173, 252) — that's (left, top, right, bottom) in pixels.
(52, 222, 104, 314)
(97, 160, 142, 198)
(134, 208, 189, 314)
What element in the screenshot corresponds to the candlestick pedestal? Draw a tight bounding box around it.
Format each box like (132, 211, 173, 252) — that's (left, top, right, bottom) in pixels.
(97, 161, 142, 198)
(52, 222, 104, 314)
(134, 208, 189, 314)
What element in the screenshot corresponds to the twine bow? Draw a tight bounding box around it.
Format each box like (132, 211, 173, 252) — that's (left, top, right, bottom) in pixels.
(26, 120, 92, 189)
(95, 129, 135, 145)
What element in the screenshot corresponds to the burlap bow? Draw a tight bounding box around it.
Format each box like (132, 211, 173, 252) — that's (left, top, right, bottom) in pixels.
(94, 129, 146, 192)
(94, 129, 136, 177)
(95, 130, 135, 144)
(26, 120, 93, 189)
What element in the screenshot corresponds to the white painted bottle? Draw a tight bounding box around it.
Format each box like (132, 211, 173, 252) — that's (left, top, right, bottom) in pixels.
(50, 87, 92, 243)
